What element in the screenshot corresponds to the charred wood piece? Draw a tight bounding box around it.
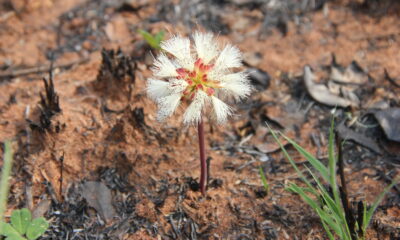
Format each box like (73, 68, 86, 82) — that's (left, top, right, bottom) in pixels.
(94, 48, 136, 101)
(28, 69, 62, 132)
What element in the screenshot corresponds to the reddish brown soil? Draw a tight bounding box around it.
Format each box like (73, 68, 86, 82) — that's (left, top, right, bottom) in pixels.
(0, 0, 399, 239)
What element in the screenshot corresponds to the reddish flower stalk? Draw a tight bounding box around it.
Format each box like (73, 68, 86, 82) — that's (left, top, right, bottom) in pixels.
(197, 118, 207, 196)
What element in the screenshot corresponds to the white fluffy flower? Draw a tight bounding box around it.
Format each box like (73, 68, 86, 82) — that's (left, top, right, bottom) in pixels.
(146, 31, 252, 125)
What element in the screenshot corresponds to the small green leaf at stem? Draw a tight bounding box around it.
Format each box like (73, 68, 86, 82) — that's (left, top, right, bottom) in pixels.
(138, 29, 164, 50)
(259, 166, 269, 194)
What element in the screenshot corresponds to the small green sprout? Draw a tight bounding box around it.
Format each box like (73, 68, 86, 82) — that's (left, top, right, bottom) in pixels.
(259, 166, 269, 194)
(0, 208, 49, 240)
(138, 29, 165, 50)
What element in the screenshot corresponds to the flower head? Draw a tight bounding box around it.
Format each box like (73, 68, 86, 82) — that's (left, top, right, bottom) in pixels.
(147, 31, 252, 125)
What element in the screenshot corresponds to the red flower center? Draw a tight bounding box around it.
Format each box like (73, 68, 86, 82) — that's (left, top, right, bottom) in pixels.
(176, 59, 218, 99)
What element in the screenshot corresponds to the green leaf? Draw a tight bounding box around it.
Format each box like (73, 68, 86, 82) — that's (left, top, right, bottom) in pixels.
(138, 29, 162, 50)
(26, 218, 49, 240)
(259, 166, 269, 193)
(154, 30, 165, 44)
(0, 222, 25, 240)
(281, 134, 330, 182)
(11, 208, 31, 235)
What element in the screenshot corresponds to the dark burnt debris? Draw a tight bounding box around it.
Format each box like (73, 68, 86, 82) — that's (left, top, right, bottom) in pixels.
(129, 107, 178, 146)
(105, 106, 172, 149)
(350, 0, 400, 17)
(94, 48, 136, 101)
(28, 69, 62, 133)
(43, 168, 155, 239)
(45, 170, 206, 240)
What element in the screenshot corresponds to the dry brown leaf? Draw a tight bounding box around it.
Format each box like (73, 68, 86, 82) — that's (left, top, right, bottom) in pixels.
(303, 66, 356, 107)
(81, 181, 117, 223)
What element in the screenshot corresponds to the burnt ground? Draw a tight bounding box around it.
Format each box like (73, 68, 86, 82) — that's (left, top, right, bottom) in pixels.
(0, 0, 399, 239)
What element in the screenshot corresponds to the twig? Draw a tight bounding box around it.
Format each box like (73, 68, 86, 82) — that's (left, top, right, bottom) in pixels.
(357, 201, 365, 237)
(0, 58, 89, 79)
(336, 134, 356, 240)
(384, 68, 400, 88)
(375, 168, 400, 193)
(59, 152, 64, 202)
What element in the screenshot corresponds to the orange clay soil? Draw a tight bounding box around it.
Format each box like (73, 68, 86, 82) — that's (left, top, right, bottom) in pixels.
(0, 0, 399, 239)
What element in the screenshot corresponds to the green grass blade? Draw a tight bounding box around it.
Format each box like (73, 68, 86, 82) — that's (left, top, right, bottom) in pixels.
(362, 202, 367, 238)
(364, 178, 400, 232)
(259, 167, 269, 193)
(266, 124, 318, 195)
(320, 219, 336, 240)
(305, 166, 351, 238)
(267, 123, 353, 239)
(286, 186, 315, 195)
(305, 166, 343, 221)
(290, 183, 344, 237)
(138, 29, 160, 50)
(281, 134, 330, 182)
(328, 119, 341, 209)
(0, 141, 13, 233)
(288, 183, 319, 209)
(154, 30, 165, 44)
(315, 207, 345, 239)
